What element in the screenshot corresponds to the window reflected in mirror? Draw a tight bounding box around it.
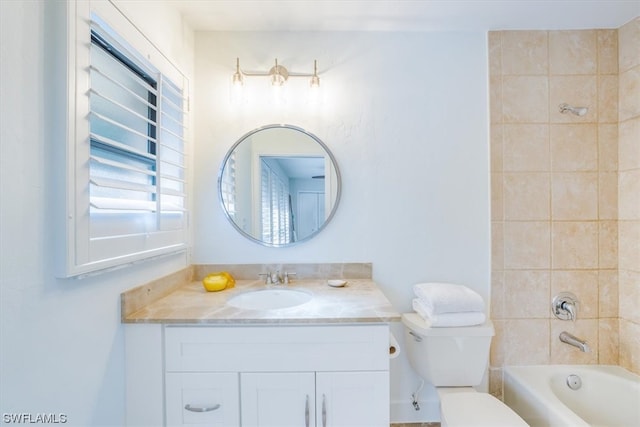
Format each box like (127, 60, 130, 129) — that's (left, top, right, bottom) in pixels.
(218, 125, 340, 247)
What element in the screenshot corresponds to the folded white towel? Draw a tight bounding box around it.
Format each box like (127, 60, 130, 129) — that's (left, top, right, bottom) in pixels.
(413, 298, 486, 327)
(413, 282, 485, 314)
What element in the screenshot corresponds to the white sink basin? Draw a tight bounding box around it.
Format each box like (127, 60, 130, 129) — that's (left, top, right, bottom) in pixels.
(227, 288, 313, 310)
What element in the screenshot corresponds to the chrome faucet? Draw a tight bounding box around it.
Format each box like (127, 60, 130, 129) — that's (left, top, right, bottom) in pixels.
(271, 270, 282, 285)
(258, 272, 276, 285)
(283, 271, 296, 284)
(258, 270, 295, 285)
(559, 331, 591, 353)
(552, 292, 579, 321)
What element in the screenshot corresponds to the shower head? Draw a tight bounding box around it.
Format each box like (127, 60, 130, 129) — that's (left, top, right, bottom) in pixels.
(559, 103, 588, 117)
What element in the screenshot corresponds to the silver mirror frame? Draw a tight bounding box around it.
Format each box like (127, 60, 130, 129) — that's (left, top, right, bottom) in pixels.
(217, 124, 342, 247)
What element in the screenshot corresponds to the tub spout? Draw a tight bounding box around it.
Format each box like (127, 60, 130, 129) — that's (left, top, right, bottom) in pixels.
(559, 331, 591, 352)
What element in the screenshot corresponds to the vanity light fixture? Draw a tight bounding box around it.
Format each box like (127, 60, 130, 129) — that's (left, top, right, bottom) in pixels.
(232, 58, 320, 88)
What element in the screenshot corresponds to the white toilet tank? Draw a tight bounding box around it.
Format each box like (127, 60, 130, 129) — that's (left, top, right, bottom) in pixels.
(402, 313, 495, 386)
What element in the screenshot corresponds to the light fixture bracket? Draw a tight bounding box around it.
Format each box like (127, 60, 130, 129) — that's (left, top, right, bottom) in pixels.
(269, 62, 289, 86)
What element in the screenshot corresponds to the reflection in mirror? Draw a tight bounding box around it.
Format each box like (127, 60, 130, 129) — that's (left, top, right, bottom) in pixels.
(218, 125, 340, 247)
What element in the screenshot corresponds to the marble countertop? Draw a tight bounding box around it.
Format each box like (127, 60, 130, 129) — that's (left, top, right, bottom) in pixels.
(123, 279, 400, 324)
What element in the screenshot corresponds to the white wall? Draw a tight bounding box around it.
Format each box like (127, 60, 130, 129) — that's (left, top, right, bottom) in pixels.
(0, 1, 194, 425)
(193, 31, 490, 421)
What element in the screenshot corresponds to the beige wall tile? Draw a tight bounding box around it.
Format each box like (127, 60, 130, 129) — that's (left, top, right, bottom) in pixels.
(619, 65, 640, 122)
(488, 367, 503, 400)
(550, 76, 597, 123)
(501, 31, 548, 75)
(551, 270, 599, 319)
(619, 269, 640, 323)
(489, 25, 632, 375)
(504, 221, 550, 269)
(599, 172, 618, 220)
(488, 31, 502, 77)
(619, 170, 640, 220)
(490, 320, 506, 366)
(619, 319, 640, 375)
(598, 318, 619, 365)
(502, 319, 550, 365)
(619, 221, 640, 272)
(549, 30, 597, 75)
(503, 124, 550, 171)
(550, 319, 598, 364)
(552, 221, 598, 269)
(491, 124, 504, 172)
(599, 269, 619, 317)
(504, 270, 550, 318)
(492, 173, 504, 221)
(550, 124, 598, 171)
(503, 76, 549, 123)
(491, 271, 505, 320)
(490, 75, 503, 124)
(618, 117, 640, 171)
(492, 222, 504, 271)
(597, 29, 619, 75)
(504, 173, 550, 220)
(598, 75, 619, 123)
(598, 124, 618, 171)
(618, 17, 640, 73)
(551, 172, 598, 220)
(599, 220, 618, 269)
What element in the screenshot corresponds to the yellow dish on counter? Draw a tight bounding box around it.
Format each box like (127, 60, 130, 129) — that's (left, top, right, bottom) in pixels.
(202, 271, 235, 292)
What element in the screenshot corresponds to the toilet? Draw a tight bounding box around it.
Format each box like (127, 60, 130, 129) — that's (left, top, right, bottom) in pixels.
(401, 313, 529, 427)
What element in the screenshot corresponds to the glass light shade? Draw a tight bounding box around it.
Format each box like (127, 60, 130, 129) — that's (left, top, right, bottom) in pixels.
(230, 74, 244, 105)
(270, 73, 286, 86)
(232, 72, 243, 86)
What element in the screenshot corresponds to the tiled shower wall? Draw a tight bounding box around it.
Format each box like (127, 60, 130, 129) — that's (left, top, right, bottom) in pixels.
(617, 18, 640, 374)
(489, 17, 639, 396)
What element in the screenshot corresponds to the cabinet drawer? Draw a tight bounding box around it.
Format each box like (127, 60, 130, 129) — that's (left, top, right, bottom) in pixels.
(165, 372, 239, 427)
(165, 324, 389, 372)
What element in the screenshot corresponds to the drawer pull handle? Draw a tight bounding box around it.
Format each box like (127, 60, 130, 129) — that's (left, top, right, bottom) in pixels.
(184, 404, 221, 413)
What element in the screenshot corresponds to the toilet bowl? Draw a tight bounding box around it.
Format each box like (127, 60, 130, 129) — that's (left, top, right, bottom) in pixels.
(402, 313, 529, 427)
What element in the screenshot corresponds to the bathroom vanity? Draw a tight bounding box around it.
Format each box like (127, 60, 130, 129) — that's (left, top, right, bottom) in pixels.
(122, 273, 399, 427)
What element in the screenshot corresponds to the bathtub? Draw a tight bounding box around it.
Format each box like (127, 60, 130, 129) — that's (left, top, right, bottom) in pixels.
(503, 365, 640, 427)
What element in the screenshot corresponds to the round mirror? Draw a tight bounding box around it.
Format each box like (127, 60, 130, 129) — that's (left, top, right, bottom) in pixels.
(218, 124, 341, 247)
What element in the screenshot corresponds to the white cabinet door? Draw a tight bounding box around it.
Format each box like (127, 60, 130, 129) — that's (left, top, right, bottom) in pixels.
(165, 372, 240, 427)
(241, 372, 315, 427)
(316, 372, 389, 427)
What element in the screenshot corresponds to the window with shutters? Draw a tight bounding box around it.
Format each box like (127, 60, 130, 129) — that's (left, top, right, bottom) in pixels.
(56, 2, 189, 277)
(220, 152, 237, 219)
(260, 159, 291, 245)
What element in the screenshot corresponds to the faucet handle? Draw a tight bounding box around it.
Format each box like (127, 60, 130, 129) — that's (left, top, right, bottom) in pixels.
(283, 272, 296, 285)
(552, 292, 579, 321)
(258, 273, 273, 285)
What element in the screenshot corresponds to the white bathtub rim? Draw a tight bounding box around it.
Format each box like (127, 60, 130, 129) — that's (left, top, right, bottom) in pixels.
(503, 365, 639, 427)
(504, 366, 588, 427)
